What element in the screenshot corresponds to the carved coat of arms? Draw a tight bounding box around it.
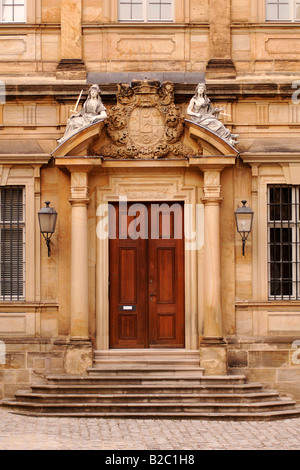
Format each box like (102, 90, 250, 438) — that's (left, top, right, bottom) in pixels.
(99, 79, 199, 160)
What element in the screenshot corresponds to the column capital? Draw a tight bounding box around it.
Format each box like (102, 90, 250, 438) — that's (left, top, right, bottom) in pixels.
(69, 170, 90, 202)
(69, 197, 90, 206)
(202, 168, 223, 200)
(201, 196, 223, 205)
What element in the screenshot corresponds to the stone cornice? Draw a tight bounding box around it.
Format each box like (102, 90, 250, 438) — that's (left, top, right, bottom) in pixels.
(0, 154, 50, 165)
(0, 301, 59, 310)
(83, 23, 210, 29)
(1, 82, 296, 101)
(235, 300, 300, 308)
(231, 22, 300, 29)
(241, 154, 300, 164)
(0, 23, 60, 30)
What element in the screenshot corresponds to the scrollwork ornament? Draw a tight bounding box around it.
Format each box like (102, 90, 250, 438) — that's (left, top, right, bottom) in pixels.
(153, 143, 170, 159)
(99, 79, 200, 159)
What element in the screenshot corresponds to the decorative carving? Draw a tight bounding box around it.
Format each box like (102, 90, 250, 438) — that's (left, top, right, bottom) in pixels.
(187, 83, 238, 147)
(99, 80, 201, 160)
(203, 169, 222, 199)
(125, 188, 173, 200)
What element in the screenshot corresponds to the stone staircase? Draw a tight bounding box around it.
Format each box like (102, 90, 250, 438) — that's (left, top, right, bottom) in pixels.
(2, 349, 300, 420)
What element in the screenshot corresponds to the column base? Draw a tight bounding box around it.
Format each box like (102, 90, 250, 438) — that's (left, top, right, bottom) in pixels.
(200, 336, 228, 375)
(64, 337, 93, 375)
(205, 59, 236, 79)
(56, 59, 87, 80)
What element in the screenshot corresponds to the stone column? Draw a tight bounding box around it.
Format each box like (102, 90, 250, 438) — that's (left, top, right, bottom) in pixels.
(206, 0, 236, 79)
(56, 0, 86, 79)
(200, 169, 227, 375)
(64, 171, 92, 375)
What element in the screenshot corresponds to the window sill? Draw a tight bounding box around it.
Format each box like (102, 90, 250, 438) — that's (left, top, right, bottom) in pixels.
(236, 299, 300, 307)
(0, 301, 59, 308)
(118, 20, 174, 23)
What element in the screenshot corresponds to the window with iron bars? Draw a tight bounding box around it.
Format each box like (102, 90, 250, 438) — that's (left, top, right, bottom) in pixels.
(0, 186, 25, 300)
(268, 185, 300, 300)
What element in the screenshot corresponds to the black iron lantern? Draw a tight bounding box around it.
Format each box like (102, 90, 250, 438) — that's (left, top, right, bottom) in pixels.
(234, 200, 254, 256)
(38, 201, 58, 257)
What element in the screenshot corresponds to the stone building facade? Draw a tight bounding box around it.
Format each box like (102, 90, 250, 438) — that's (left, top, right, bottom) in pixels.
(1, 0, 300, 404)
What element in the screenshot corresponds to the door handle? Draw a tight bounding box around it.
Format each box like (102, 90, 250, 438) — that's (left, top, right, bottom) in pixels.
(150, 293, 157, 296)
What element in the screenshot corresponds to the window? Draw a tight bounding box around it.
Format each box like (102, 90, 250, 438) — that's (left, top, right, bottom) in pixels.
(266, 0, 300, 21)
(0, 186, 25, 300)
(268, 185, 300, 300)
(0, 0, 26, 23)
(118, 0, 173, 22)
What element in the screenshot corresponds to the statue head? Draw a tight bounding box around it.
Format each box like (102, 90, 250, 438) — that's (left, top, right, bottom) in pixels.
(88, 84, 101, 99)
(195, 83, 206, 97)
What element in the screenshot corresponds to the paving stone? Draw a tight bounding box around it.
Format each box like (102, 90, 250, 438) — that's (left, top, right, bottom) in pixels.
(0, 407, 300, 450)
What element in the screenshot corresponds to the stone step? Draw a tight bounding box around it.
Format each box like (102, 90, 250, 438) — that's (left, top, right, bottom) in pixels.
(92, 359, 201, 367)
(13, 391, 281, 404)
(92, 350, 201, 369)
(3, 369, 299, 420)
(30, 383, 265, 395)
(10, 409, 300, 421)
(2, 399, 296, 414)
(45, 374, 247, 386)
(94, 349, 200, 360)
(87, 367, 205, 376)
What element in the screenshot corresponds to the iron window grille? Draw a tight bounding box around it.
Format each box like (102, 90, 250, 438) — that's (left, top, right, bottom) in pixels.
(268, 185, 300, 300)
(0, 186, 25, 300)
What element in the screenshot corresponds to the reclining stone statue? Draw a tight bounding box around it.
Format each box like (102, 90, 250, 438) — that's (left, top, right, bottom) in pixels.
(187, 83, 238, 147)
(57, 84, 107, 144)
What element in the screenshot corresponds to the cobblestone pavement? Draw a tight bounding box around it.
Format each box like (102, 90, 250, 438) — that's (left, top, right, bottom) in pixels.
(0, 407, 300, 450)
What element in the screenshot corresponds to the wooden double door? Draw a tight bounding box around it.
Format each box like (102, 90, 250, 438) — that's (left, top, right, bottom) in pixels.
(109, 202, 185, 348)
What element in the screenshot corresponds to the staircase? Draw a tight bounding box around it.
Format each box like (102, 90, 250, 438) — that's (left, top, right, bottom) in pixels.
(2, 349, 300, 420)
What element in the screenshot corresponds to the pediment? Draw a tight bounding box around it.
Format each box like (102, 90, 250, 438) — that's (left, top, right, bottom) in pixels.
(52, 120, 107, 158)
(52, 80, 238, 160)
(186, 120, 239, 157)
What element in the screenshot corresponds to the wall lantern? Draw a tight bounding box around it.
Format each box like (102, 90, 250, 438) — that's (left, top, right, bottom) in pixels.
(234, 200, 254, 256)
(38, 201, 58, 258)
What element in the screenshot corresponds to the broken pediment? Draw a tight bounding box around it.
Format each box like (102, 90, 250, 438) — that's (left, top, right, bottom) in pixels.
(52, 80, 238, 160)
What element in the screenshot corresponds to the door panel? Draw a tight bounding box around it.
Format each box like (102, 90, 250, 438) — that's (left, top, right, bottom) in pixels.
(109, 202, 184, 349)
(118, 247, 137, 304)
(109, 203, 147, 348)
(148, 203, 185, 348)
(157, 248, 175, 303)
